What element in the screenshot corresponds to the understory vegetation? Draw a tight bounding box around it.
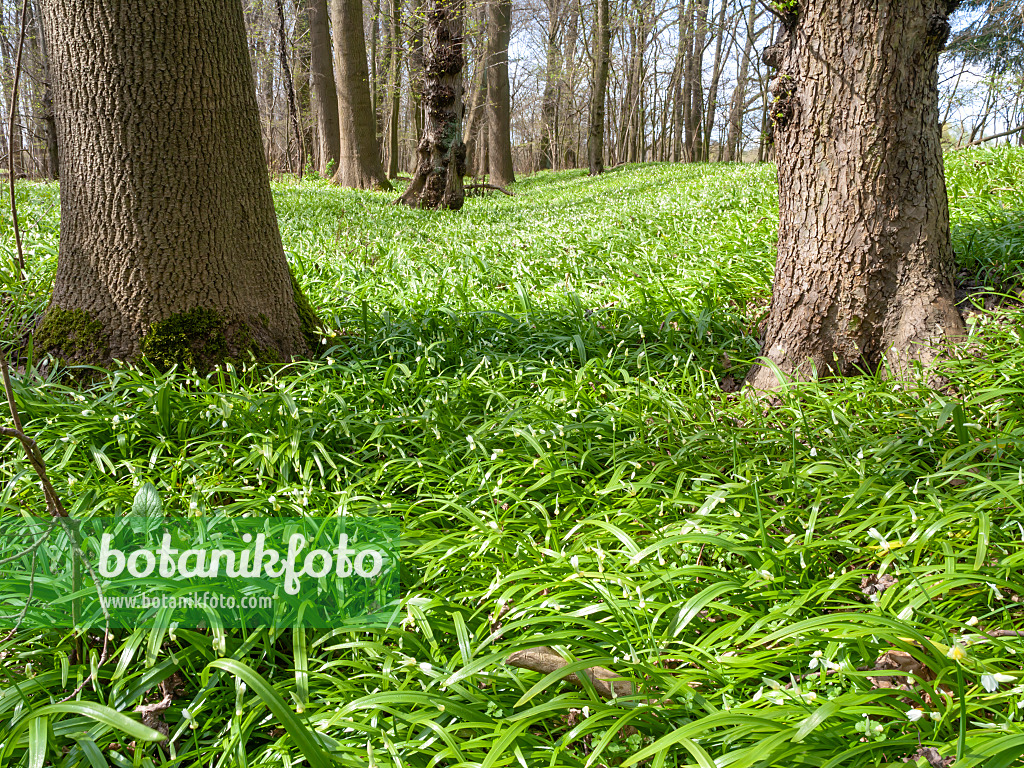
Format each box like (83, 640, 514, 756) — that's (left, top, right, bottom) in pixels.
(1, 148, 1023, 767)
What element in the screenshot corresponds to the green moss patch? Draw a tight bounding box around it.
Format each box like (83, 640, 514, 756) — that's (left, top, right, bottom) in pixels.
(141, 307, 232, 372)
(33, 307, 109, 362)
(291, 272, 321, 352)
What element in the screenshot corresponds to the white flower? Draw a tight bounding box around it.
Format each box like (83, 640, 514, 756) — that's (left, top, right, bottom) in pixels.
(930, 711, 942, 721)
(981, 672, 1015, 692)
(965, 616, 980, 626)
(867, 528, 891, 551)
(809, 650, 823, 670)
(759, 569, 774, 582)
(907, 708, 925, 722)
(947, 643, 969, 662)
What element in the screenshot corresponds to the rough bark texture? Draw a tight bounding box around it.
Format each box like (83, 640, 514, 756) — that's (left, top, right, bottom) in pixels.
(308, 0, 340, 176)
(745, 0, 966, 390)
(399, 0, 466, 210)
(586, 0, 609, 175)
(331, 0, 391, 189)
(36, 0, 313, 369)
(485, 0, 514, 186)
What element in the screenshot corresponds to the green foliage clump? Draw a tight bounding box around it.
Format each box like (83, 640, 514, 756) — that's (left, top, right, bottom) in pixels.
(1, 149, 1024, 767)
(33, 306, 108, 361)
(140, 307, 230, 372)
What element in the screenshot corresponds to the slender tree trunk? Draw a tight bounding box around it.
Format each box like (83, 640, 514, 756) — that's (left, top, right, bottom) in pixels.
(275, 0, 304, 175)
(485, 0, 515, 186)
(701, 0, 730, 161)
(587, 0, 610, 174)
(399, 0, 466, 209)
(386, 0, 402, 178)
(331, 0, 391, 189)
(724, 0, 757, 162)
(292, 0, 313, 171)
(36, 0, 313, 368)
(538, 0, 562, 170)
(309, 0, 340, 176)
(745, 0, 966, 390)
(463, 32, 489, 177)
(407, 0, 426, 172)
(29, 0, 57, 178)
(2, 3, 24, 177)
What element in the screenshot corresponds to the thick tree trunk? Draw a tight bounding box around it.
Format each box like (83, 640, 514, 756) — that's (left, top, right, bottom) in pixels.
(331, 0, 391, 189)
(745, 1, 966, 390)
(308, 0, 340, 176)
(35, 0, 313, 369)
(29, 0, 58, 178)
(587, 0, 610, 174)
(399, 0, 466, 209)
(485, 0, 515, 186)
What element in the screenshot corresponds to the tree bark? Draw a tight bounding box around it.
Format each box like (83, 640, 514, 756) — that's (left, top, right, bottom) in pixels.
(331, 0, 391, 189)
(407, 0, 426, 172)
(462, 26, 489, 177)
(745, 1, 966, 390)
(485, 0, 515, 186)
(537, 0, 562, 170)
(308, 0, 340, 176)
(386, 0, 403, 179)
(587, 0, 610, 174)
(36, 0, 313, 369)
(398, 0, 466, 209)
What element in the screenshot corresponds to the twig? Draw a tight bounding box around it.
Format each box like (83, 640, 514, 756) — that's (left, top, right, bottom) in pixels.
(465, 183, 513, 196)
(505, 646, 634, 699)
(7, 0, 28, 278)
(954, 124, 1024, 150)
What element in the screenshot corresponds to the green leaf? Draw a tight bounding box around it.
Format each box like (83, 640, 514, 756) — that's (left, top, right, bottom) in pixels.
(208, 658, 334, 768)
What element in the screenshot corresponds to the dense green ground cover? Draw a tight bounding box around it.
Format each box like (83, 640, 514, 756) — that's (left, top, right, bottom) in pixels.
(1, 148, 1023, 766)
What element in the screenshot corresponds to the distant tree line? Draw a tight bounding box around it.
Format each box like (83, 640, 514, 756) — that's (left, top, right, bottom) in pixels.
(1, 0, 1021, 186)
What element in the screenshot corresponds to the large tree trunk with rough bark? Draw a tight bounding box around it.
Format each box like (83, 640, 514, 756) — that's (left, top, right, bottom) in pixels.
(399, 0, 466, 209)
(485, 0, 515, 186)
(308, 0, 340, 177)
(587, 0, 610, 175)
(331, 0, 391, 189)
(35, 0, 314, 369)
(745, 0, 966, 390)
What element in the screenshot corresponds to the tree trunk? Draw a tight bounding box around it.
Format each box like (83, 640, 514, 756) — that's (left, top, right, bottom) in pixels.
(485, 0, 515, 186)
(537, 0, 562, 171)
(745, 1, 966, 390)
(36, 0, 314, 369)
(398, 0, 466, 209)
(331, 0, 391, 189)
(29, 0, 58, 178)
(724, 0, 758, 162)
(292, 0, 314, 172)
(462, 28, 488, 177)
(309, 0, 340, 176)
(386, 0, 403, 179)
(587, 0, 610, 174)
(275, 0, 304, 175)
(701, 0, 730, 161)
(407, 0, 426, 173)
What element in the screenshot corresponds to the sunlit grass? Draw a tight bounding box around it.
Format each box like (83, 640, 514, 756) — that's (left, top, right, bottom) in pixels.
(0, 148, 1023, 767)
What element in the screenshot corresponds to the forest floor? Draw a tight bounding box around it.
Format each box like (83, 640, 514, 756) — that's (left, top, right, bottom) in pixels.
(1, 148, 1023, 766)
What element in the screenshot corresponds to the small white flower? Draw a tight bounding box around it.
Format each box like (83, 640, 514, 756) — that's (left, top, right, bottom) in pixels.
(930, 711, 942, 721)
(570, 555, 580, 570)
(966, 616, 980, 626)
(759, 569, 774, 582)
(809, 447, 817, 457)
(907, 708, 925, 722)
